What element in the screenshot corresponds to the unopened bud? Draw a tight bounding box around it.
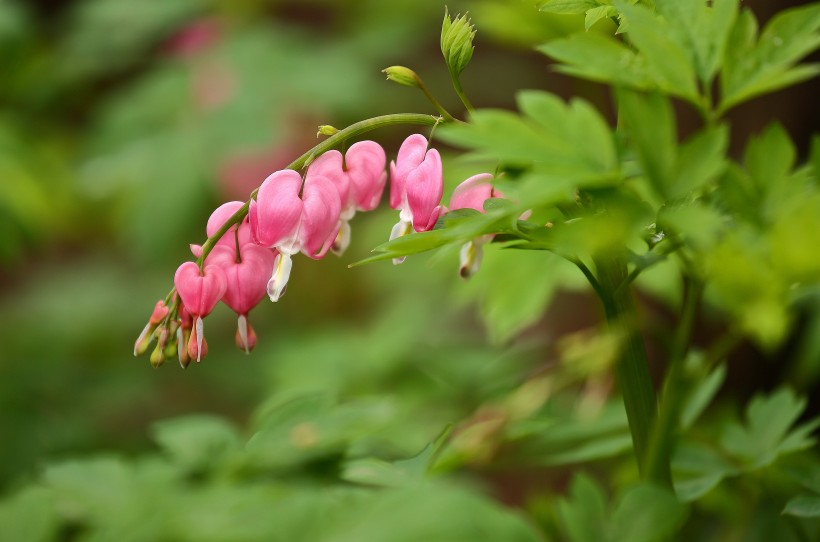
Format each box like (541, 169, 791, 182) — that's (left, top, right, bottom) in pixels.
(382, 66, 420, 88)
(316, 125, 339, 137)
(441, 9, 475, 77)
(178, 327, 191, 368)
(150, 343, 166, 368)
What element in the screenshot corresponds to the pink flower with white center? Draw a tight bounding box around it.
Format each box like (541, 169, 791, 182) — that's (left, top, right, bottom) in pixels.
(388, 134, 445, 264)
(249, 169, 341, 301)
(449, 173, 500, 278)
(174, 262, 227, 363)
(190, 201, 252, 258)
(206, 243, 276, 353)
(305, 141, 387, 255)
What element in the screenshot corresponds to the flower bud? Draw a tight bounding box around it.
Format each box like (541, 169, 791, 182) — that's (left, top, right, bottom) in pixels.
(150, 342, 166, 368)
(441, 9, 475, 77)
(382, 66, 420, 88)
(317, 125, 339, 137)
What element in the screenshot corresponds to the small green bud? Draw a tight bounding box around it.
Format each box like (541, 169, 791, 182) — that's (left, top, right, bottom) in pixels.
(316, 125, 339, 137)
(382, 65, 420, 88)
(441, 8, 475, 77)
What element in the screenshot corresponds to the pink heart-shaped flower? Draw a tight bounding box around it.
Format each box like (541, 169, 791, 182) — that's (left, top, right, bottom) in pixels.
(173, 261, 227, 317)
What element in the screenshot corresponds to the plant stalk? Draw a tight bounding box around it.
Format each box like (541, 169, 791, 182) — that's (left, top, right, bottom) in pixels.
(595, 253, 672, 487)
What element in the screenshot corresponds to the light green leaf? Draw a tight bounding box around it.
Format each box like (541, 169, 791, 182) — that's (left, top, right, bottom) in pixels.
(151, 415, 241, 472)
(0, 487, 58, 542)
(680, 362, 727, 429)
(614, 0, 700, 102)
(744, 123, 796, 194)
(783, 494, 820, 518)
(654, 0, 738, 83)
(671, 124, 729, 199)
(539, 0, 600, 14)
(585, 6, 617, 30)
(539, 33, 652, 90)
(618, 89, 676, 199)
(720, 4, 820, 111)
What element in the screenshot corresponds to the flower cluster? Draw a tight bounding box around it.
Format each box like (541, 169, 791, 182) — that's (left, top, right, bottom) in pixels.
(135, 134, 502, 367)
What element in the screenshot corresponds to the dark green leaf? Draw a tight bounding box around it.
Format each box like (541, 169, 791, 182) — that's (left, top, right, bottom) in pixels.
(558, 474, 609, 542)
(610, 484, 687, 542)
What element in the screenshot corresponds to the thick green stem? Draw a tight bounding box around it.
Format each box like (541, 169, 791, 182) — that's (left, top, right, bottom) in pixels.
(595, 254, 671, 487)
(645, 277, 702, 487)
(450, 73, 474, 113)
(195, 113, 442, 268)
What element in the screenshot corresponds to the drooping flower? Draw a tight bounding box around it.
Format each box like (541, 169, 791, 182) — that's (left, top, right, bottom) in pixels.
(249, 169, 341, 301)
(174, 262, 227, 362)
(305, 141, 387, 255)
(190, 201, 251, 258)
(449, 173, 499, 278)
(388, 134, 445, 263)
(134, 300, 170, 356)
(206, 242, 276, 353)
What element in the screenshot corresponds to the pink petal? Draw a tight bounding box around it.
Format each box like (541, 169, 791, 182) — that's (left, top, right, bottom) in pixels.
(346, 141, 386, 211)
(406, 149, 444, 232)
(450, 173, 495, 212)
(307, 150, 350, 209)
(206, 201, 245, 237)
(174, 261, 227, 317)
(390, 134, 429, 210)
(206, 244, 275, 315)
(251, 170, 303, 248)
(300, 175, 342, 259)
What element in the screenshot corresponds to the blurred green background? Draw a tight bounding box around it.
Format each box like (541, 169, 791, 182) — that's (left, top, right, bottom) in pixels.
(1, 0, 818, 539)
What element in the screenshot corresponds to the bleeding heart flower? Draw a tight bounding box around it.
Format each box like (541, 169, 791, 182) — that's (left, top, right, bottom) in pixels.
(174, 262, 227, 362)
(449, 173, 501, 279)
(206, 243, 276, 352)
(191, 201, 251, 258)
(305, 141, 387, 256)
(249, 169, 341, 301)
(388, 134, 445, 263)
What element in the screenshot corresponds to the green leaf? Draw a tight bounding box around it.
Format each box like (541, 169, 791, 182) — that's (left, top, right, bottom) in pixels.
(720, 4, 820, 112)
(720, 388, 816, 468)
(585, 6, 617, 30)
(671, 124, 729, 199)
(744, 123, 796, 194)
(783, 494, 820, 518)
(618, 89, 676, 199)
(672, 442, 736, 502)
(0, 487, 58, 542)
(539, 0, 600, 14)
(558, 474, 609, 542)
(610, 484, 687, 542)
(654, 0, 738, 84)
(680, 362, 727, 430)
(539, 33, 652, 90)
(613, 0, 700, 102)
(151, 415, 241, 472)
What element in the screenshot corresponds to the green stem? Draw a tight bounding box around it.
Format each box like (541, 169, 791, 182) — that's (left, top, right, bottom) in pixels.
(450, 72, 474, 113)
(416, 79, 456, 122)
(594, 253, 670, 486)
(644, 276, 703, 488)
(195, 113, 442, 268)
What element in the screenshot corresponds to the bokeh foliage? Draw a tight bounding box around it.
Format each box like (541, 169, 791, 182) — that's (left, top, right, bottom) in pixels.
(1, 0, 819, 540)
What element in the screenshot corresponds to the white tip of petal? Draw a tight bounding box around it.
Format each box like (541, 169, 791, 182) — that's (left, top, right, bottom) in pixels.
(237, 314, 249, 354)
(459, 240, 484, 279)
(389, 218, 413, 265)
(195, 316, 204, 363)
(331, 220, 352, 257)
(134, 322, 151, 356)
(267, 252, 293, 302)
